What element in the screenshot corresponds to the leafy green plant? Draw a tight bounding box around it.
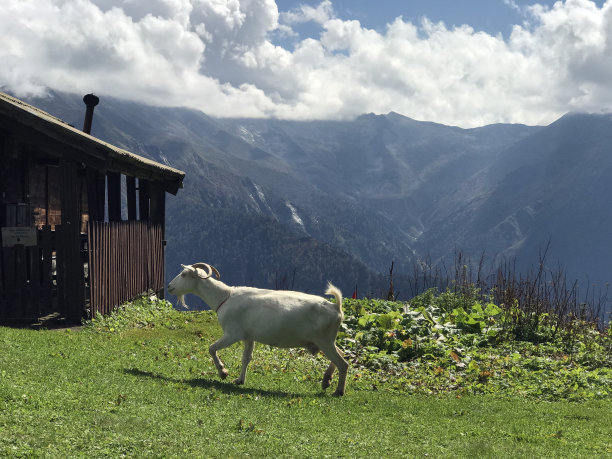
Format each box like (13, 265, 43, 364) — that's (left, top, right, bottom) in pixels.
(84, 294, 174, 332)
(338, 289, 611, 400)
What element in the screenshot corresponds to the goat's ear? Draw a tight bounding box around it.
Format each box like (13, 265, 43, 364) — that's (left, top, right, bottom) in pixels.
(181, 264, 196, 275)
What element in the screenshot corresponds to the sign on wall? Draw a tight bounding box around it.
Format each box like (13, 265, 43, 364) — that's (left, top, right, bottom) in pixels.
(1, 227, 37, 247)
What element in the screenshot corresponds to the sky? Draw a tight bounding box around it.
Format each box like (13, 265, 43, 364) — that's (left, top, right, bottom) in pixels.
(1, 0, 612, 127)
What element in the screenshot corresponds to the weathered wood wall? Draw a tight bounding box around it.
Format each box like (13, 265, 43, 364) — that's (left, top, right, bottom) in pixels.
(0, 225, 84, 321)
(87, 221, 164, 317)
(1, 108, 176, 322)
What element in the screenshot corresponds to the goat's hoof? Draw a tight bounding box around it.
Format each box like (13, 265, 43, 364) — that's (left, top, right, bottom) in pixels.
(322, 378, 332, 390)
(232, 378, 244, 385)
(332, 390, 345, 397)
(219, 369, 229, 380)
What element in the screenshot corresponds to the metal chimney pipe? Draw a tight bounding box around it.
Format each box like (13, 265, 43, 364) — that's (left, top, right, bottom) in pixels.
(82, 93, 99, 134)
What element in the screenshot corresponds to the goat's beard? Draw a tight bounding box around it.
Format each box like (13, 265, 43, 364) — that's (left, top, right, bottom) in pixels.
(177, 294, 189, 309)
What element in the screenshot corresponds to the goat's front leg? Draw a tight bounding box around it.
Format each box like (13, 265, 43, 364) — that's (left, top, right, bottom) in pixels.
(233, 340, 254, 385)
(209, 335, 239, 380)
(322, 362, 336, 390)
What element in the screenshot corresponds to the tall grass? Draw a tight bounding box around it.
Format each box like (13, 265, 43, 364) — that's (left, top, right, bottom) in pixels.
(394, 247, 610, 342)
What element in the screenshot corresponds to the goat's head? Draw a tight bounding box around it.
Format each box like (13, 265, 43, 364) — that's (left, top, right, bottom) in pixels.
(167, 263, 221, 307)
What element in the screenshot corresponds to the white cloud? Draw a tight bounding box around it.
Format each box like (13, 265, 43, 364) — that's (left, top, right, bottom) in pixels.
(504, 0, 521, 13)
(1, 0, 612, 126)
(280, 0, 333, 25)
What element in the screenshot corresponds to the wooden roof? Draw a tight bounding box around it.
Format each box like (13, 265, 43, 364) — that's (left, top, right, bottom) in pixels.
(0, 91, 185, 195)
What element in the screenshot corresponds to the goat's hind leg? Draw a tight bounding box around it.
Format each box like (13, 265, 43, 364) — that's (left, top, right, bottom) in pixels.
(233, 340, 254, 385)
(209, 335, 239, 380)
(320, 343, 348, 396)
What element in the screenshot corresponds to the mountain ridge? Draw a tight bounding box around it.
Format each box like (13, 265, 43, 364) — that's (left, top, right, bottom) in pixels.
(20, 91, 612, 302)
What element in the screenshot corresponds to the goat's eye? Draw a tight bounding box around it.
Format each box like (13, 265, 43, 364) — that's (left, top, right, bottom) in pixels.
(181, 272, 186, 277)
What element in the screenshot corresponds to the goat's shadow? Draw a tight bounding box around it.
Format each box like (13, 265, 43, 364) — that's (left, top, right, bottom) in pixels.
(124, 368, 320, 399)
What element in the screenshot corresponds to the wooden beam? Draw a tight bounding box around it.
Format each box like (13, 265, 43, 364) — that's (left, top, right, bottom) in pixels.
(0, 111, 184, 194)
(58, 160, 85, 322)
(107, 172, 121, 222)
(86, 168, 105, 222)
(149, 184, 166, 227)
(138, 178, 150, 221)
(126, 176, 137, 221)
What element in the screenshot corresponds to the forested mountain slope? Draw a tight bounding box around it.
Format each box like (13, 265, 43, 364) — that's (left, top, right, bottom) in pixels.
(24, 91, 612, 303)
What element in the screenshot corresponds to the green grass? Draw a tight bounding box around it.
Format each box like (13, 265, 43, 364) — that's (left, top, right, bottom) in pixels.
(1, 299, 611, 458)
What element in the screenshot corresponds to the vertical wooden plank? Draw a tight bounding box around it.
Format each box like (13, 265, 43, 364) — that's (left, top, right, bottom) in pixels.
(136, 222, 142, 294)
(142, 224, 145, 294)
(97, 222, 101, 316)
(96, 222, 101, 316)
(136, 222, 140, 294)
(150, 184, 166, 299)
(49, 229, 58, 313)
(2, 248, 13, 318)
(2, 247, 19, 318)
(86, 221, 92, 317)
(119, 222, 124, 301)
(0, 247, 4, 319)
(37, 227, 51, 316)
(112, 222, 118, 312)
(153, 224, 160, 292)
(59, 160, 85, 323)
(108, 222, 111, 314)
(114, 222, 119, 311)
(128, 222, 134, 296)
(40, 226, 53, 311)
(88, 222, 94, 318)
(108, 222, 113, 314)
(54, 225, 66, 317)
(123, 223, 128, 299)
(27, 244, 41, 318)
(3, 248, 14, 318)
(83, 219, 168, 318)
(14, 245, 27, 318)
(102, 222, 108, 315)
(87, 221, 96, 318)
(102, 222, 105, 314)
(102, 221, 106, 315)
(94, 222, 100, 317)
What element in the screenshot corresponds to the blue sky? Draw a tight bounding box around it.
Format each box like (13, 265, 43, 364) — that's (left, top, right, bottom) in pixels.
(278, 0, 606, 38)
(276, 0, 530, 40)
(2, 1, 612, 127)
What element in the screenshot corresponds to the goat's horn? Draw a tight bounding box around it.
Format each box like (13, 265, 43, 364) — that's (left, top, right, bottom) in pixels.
(191, 263, 213, 279)
(211, 266, 221, 279)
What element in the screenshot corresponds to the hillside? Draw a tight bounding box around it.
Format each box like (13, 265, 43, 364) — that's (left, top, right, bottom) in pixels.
(22, 91, 612, 303)
(419, 113, 612, 283)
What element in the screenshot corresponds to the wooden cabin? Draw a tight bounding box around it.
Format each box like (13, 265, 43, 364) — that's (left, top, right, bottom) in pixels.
(0, 92, 185, 323)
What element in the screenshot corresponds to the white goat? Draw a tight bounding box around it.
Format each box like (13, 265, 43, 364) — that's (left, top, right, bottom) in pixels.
(167, 263, 349, 396)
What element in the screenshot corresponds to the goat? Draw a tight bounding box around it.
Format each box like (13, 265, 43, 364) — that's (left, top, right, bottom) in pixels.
(167, 263, 348, 396)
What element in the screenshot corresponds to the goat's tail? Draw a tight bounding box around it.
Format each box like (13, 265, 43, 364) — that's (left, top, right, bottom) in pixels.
(325, 282, 343, 317)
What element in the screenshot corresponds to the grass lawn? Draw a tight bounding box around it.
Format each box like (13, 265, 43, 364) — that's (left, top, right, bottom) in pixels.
(1, 306, 611, 458)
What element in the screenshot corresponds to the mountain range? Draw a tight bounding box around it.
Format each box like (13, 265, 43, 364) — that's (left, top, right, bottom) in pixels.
(23, 91, 612, 305)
